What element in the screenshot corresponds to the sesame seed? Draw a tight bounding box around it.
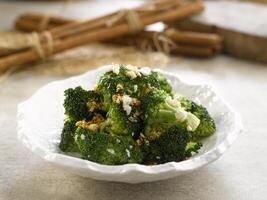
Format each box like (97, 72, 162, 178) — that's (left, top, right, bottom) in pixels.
(125, 149, 131, 158)
(116, 139, 121, 143)
(126, 71, 137, 79)
(122, 95, 133, 115)
(107, 148, 115, 155)
(80, 134, 85, 140)
(133, 85, 138, 92)
(112, 65, 120, 74)
(139, 67, 151, 76)
(74, 134, 78, 141)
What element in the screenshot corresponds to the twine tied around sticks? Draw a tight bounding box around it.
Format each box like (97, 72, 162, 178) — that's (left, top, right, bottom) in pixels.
(28, 31, 53, 61)
(0, 0, 72, 83)
(152, 32, 177, 54)
(28, 0, 72, 60)
(138, 32, 177, 54)
(135, 33, 177, 54)
(106, 9, 143, 32)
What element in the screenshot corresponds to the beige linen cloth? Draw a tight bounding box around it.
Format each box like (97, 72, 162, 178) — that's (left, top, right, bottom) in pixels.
(0, 31, 169, 77)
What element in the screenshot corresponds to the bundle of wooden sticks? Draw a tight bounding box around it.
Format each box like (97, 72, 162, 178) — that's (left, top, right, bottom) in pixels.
(15, 13, 222, 58)
(0, 0, 223, 73)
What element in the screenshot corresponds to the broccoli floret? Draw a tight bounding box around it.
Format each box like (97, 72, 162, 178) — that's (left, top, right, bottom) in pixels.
(63, 86, 103, 121)
(75, 128, 143, 165)
(141, 125, 190, 164)
(184, 141, 202, 158)
(147, 71, 172, 94)
(142, 89, 176, 140)
(142, 89, 200, 140)
(60, 65, 216, 165)
(180, 97, 216, 140)
(96, 68, 124, 111)
(76, 113, 105, 133)
(100, 103, 139, 136)
(59, 118, 79, 152)
(96, 65, 172, 111)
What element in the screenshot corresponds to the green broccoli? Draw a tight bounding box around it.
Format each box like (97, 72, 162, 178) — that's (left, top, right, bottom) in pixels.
(141, 125, 191, 164)
(141, 89, 200, 140)
(59, 65, 216, 165)
(59, 118, 79, 152)
(100, 103, 139, 136)
(146, 70, 172, 94)
(96, 65, 172, 111)
(180, 97, 216, 140)
(75, 127, 143, 165)
(184, 141, 202, 158)
(63, 86, 104, 121)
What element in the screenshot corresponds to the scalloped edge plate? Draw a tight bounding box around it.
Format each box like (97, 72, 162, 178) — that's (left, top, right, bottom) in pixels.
(17, 65, 243, 183)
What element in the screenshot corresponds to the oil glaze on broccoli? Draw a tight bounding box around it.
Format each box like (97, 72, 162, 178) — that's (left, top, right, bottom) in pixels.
(59, 65, 216, 165)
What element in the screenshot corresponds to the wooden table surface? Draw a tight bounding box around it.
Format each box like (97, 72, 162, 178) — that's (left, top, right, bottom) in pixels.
(1, 1, 267, 200)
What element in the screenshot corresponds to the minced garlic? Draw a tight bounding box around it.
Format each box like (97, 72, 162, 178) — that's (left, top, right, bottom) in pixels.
(133, 85, 138, 92)
(116, 84, 124, 92)
(112, 94, 122, 104)
(126, 71, 137, 79)
(80, 134, 85, 140)
(139, 67, 151, 76)
(107, 148, 115, 155)
(122, 95, 133, 115)
(112, 64, 120, 74)
(88, 123, 99, 131)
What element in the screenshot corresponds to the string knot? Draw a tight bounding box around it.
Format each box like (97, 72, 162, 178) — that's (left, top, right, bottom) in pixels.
(106, 9, 143, 33)
(28, 31, 53, 61)
(152, 32, 177, 54)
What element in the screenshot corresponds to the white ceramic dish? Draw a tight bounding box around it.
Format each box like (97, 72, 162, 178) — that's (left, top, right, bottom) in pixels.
(17, 65, 243, 183)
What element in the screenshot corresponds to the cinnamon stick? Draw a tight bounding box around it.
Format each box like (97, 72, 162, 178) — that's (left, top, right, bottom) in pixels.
(164, 28, 222, 48)
(16, 1, 191, 39)
(13, 1, 221, 58)
(38, 0, 203, 41)
(0, 49, 18, 57)
(0, 0, 204, 72)
(15, 13, 73, 32)
(111, 32, 220, 57)
(15, 1, 184, 32)
(12, 2, 221, 58)
(14, 8, 222, 54)
(167, 19, 217, 33)
(172, 44, 216, 57)
(15, 14, 222, 53)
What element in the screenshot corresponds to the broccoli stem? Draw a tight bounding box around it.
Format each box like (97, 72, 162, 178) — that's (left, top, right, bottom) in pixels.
(161, 102, 178, 112)
(99, 118, 111, 134)
(155, 109, 177, 122)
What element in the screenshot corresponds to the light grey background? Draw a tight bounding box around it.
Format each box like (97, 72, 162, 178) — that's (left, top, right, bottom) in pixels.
(1, 1, 267, 199)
